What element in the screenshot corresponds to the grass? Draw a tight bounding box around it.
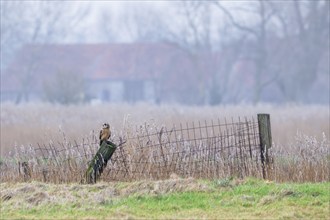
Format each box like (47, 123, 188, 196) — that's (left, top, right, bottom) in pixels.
(1, 103, 328, 218)
(1, 103, 329, 156)
(0, 103, 329, 183)
(1, 178, 329, 219)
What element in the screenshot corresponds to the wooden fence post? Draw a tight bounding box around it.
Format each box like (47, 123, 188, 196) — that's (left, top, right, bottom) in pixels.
(85, 141, 117, 184)
(257, 114, 272, 179)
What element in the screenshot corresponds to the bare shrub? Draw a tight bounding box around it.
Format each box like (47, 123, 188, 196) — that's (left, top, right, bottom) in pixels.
(1, 103, 328, 183)
(42, 71, 86, 105)
(1, 118, 328, 183)
(269, 132, 329, 182)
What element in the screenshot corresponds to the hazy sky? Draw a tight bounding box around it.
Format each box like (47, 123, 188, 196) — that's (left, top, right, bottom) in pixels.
(69, 0, 251, 43)
(71, 1, 171, 43)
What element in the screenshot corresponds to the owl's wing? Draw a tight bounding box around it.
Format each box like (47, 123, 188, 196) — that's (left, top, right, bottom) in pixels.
(99, 129, 103, 140)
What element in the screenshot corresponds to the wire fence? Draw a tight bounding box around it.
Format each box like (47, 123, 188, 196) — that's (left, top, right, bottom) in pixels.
(1, 116, 267, 183)
(106, 117, 263, 181)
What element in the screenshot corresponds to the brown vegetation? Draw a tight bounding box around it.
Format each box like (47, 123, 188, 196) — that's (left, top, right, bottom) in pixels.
(0, 177, 210, 209)
(0, 103, 329, 183)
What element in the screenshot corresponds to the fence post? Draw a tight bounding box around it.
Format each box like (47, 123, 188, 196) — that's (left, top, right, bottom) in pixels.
(85, 141, 117, 184)
(257, 114, 272, 179)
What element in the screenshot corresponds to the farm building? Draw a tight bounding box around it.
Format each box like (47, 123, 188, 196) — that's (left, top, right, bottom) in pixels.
(1, 39, 329, 105)
(1, 43, 221, 104)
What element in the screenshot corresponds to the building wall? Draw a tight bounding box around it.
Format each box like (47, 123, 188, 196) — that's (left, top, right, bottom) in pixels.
(87, 80, 124, 103)
(87, 79, 156, 103)
(144, 80, 156, 102)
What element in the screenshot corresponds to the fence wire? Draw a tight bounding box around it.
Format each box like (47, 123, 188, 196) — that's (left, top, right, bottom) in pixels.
(1, 117, 264, 183)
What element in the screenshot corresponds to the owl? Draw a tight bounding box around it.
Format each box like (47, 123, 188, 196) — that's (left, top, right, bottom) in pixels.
(99, 123, 111, 145)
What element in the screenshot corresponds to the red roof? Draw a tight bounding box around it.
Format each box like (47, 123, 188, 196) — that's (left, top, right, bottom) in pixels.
(2, 43, 207, 91)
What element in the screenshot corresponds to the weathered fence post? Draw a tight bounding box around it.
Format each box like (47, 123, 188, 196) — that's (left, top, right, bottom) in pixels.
(85, 141, 117, 184)
(257, 114, 272, 179)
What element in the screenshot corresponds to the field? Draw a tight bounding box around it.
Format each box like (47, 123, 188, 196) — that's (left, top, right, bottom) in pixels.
(1, 178, 329, 219)
(1, 103, 329, 155)
(0, 103, 329, 219)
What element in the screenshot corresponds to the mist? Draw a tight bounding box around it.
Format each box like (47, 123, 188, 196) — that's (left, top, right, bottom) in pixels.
(1, 0, 329, 105)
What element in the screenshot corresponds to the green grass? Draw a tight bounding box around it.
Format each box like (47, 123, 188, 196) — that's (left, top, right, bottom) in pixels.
(1, 178, 329, 219)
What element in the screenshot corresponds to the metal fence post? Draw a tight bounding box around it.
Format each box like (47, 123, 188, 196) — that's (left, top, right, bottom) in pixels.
(257, 114, 272, 179)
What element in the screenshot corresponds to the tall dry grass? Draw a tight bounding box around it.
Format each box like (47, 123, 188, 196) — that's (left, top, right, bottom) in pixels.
(1, 102, 328, 154)
(0, 102, 329, 183)
(269, 132, 329, 182)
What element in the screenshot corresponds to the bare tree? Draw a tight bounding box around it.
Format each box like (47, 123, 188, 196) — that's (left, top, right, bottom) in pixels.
(119, 3, 168, 42)
(209, 34, 247, 104)
(43, 71, 85, 105)
(1, 1, 90, 104)
(214, 0, 329, 103)
(98, 9, 117, 42)
(115, 1, 246, 105)
(214, 0, 278, 104)
(161, 1, 218, 104)
(0, 1, 25, 69)
(272, 0, 329, 102)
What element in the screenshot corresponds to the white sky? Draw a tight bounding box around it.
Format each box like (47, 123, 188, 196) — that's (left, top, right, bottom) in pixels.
(70, 1, 171, 43)
(65, 1, 252, 43)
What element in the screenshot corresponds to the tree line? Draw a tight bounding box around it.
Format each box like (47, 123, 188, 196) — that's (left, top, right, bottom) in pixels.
(1, 1, 329, 104)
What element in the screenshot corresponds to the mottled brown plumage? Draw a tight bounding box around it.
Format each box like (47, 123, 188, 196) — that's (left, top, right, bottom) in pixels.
(99, 123, 111, 145)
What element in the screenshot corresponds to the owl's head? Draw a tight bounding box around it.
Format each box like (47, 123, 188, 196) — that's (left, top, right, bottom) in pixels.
(102, 123, 110, 129)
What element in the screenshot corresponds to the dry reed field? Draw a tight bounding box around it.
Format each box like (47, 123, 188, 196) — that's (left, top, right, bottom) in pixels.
(0, 102, 329, 183)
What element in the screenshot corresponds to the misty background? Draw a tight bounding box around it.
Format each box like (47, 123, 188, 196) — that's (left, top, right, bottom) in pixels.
(1, 0, 329, 105)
